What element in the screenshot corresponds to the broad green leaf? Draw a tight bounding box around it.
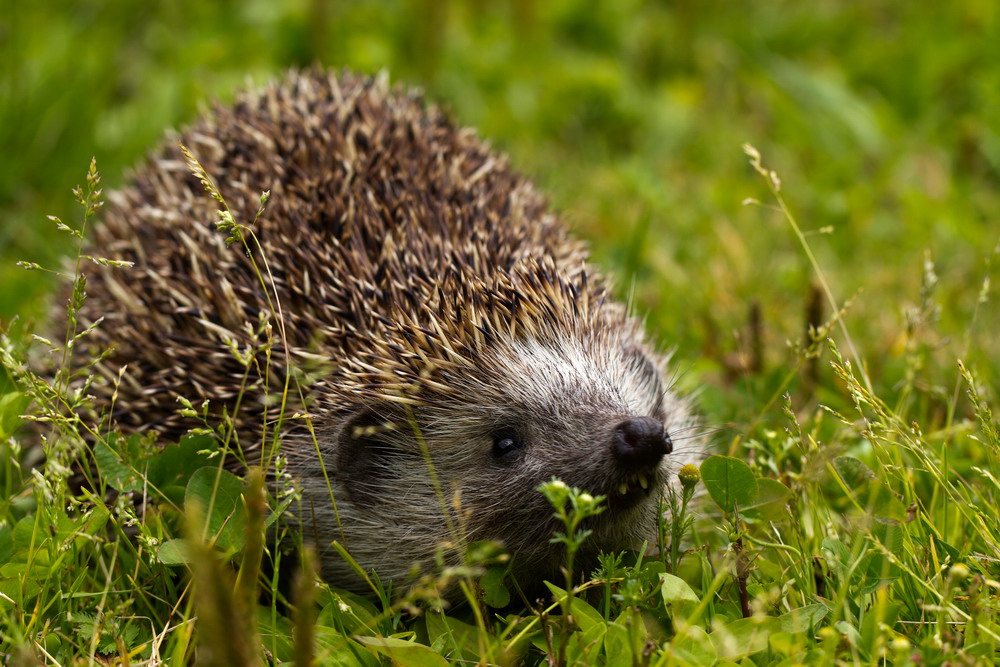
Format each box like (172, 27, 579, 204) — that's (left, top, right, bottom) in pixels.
(269, 602, 379, 667)
(0, 392, 31, 440)
(926, 533, 960, 563)
(479, 565, 511, 608)
(603, 622, 633, 667)
(833, 456, 875, 488)
(158, 485, 187, 508)
(856, 523, 903, 593)
(426, 612, 480, 658)
(145, 434, 216, 491)
(743, 477, 792, 522)
(94, 438, 143, 494)
(253, 606, 293, 661)
(13, 514, 41, 553)
(1, 565, 40, 608)
(0, 526, 13, 563)
(700, 455, 758, 513)
(315, 629, 379, 667)
(156, 538, 192, 565)
(821, 537, 851, 574)
(860, 601, 899, 658)
(543, 582, 607, 661)
(710, 615, 777, 659)
(834, 457, 907, 523)
(565, 620, 606, 663)
(835, 620, 863, 649)
(660, 573, 699, 615)
(357, 636, 449, 667)
(319, 590, 379, 635)
(544, 583, 604, 631)
(673, 624, 717, 665)
(576, 624, 607, 662)
(963, 643, 995, 658)
(184, 466, 248, 553)
(75, 505, 110, 542)
(775, 603, 828, 633)
(768, 631, 797, 655)
(864, 481, 908, 524)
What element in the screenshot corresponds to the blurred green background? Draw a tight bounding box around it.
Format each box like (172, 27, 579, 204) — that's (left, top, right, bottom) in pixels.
(2, 0, 999, 416)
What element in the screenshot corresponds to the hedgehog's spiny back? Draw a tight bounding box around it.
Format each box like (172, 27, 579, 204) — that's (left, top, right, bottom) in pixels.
(77, 71, 608, 442)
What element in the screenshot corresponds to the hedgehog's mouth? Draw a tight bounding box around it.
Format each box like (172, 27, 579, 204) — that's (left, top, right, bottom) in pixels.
(605, 470, 660, 511)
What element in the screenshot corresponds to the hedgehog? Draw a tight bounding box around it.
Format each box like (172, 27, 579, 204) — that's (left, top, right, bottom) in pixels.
(67, 70, 700, 597)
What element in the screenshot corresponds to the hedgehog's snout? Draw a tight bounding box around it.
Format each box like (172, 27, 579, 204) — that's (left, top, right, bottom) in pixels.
(602, 417, 673, 509)
(611, 416, 672, 470)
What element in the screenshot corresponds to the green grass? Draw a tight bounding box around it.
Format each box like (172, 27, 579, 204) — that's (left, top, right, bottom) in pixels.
(3, 0, 1000, 664)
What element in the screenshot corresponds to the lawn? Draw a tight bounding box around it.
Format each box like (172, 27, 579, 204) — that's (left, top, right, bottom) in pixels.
(2, 1, 999, 664)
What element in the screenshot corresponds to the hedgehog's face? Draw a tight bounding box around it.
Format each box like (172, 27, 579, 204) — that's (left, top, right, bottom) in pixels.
(450, 337, 692, 562)
(329, 334, 695, 590)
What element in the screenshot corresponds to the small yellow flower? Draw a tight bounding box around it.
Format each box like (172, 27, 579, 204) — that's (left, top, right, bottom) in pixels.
(891, 637, 910, 652)
(678, 464, 701, 490)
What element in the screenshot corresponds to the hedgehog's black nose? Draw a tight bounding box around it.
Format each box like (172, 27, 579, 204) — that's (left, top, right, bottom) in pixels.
(611, 417, 672, 469)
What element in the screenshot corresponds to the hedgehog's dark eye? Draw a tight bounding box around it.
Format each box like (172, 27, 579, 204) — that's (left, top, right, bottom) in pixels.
(491, 429, 524, 459)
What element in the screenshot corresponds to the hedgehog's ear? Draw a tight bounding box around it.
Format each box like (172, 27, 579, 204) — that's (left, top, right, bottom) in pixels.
(335, 408, 399, 454)
(335, 408, 409, 504)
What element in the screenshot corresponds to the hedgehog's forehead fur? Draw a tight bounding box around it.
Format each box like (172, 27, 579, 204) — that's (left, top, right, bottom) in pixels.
(333, 256, 632, 411)
(73, 69, 699, 596)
